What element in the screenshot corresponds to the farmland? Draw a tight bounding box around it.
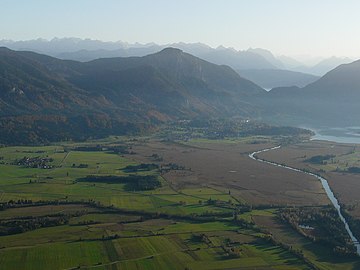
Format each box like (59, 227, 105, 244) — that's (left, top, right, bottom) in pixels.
(0, 133, 359, 269)
(257, 141, 360, 219)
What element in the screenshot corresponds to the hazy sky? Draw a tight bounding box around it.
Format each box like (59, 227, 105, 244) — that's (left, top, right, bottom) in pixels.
(1, 0, 360, 58)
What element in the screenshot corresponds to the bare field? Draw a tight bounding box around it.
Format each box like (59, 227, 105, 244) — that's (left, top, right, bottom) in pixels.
(326, 173, 360, 217)
(258, 140, 357, 172)
(129, 140, 329, 206)
(258, 140, 360, 218)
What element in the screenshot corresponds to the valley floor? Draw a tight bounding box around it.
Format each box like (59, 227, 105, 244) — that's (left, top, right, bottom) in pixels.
(0, 136, 359, 269)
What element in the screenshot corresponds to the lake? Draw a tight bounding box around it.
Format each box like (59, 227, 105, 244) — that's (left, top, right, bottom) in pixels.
(308, 126, 360, 144)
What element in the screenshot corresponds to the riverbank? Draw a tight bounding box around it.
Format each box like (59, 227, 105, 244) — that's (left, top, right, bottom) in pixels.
(305, 126, 360, 144)
(249, 146, 360, 255)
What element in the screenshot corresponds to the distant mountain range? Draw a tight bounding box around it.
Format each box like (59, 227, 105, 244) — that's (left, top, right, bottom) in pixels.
(290, 56, 353, 76)
(14, 39, 279, 70)
(0, 38, 352, 88)
(1, 45, 359, 144)
(0, 47, 264, 144)
(258, 60, 360, 127)
(237, 69, 319, 89)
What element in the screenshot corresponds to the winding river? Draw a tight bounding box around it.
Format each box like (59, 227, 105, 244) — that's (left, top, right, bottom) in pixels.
(249, 146, 360, 255)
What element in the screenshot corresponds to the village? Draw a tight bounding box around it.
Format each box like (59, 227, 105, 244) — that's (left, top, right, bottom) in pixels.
(14, 156, 54, 169)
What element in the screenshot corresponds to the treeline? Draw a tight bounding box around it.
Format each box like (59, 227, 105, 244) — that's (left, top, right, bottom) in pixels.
(305, 155, 335, 165)
(334, 166, 360, 174)
(0, 201, 94, 236)
(279, 207, 356, 256)
(0, 113, 315, 146)
(0, 114, 148, 145)
(186, 119, 314, 137)
(346, 167, 360, 173)
(78, 175, 161, 191)
(72, 145, 134, 155)
(341, 207, 360, 241)
(160, 163, 187, 173)
(0, 216, 69, 236)
(122, 163, 159, 172)
(161, 118, 314, 142)
(263, 235, 321, 270)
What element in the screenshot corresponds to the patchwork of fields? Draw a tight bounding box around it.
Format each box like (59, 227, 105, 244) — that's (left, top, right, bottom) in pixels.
(0, 137, 359, 269)
(257, 141, 360, 218)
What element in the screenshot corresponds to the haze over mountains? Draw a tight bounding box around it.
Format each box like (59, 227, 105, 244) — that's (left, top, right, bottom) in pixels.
(0, 46, 264, 144)
(1, 42, 359, 144)
(237, 69, 319, 89)
(261, 60, 360, 127)
(0, 38, 352, 89)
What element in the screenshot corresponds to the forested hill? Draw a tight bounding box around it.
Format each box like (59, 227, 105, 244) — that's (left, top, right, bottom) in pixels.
(0, 47, 265, 144)
(259, 60, 360, 126)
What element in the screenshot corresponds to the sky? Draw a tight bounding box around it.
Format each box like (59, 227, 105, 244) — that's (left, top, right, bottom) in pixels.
(1, 0, 360, 58)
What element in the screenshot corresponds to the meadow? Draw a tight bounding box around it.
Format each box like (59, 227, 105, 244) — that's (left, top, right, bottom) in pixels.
(257, 140, 360, 218)
(0, 137, 359, 269)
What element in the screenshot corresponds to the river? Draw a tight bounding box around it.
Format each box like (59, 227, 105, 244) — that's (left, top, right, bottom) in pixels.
(249, 146, 360, 255)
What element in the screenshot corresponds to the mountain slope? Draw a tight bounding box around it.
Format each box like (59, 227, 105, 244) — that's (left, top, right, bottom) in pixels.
(1, 38, 279, 70)
(259, 60, 360, 126)
(247, 48, 284, 69)
(237, 69, 319, 89)
(64, 48, 265, 117)
(0, 47, 106, 115)
(304, 60, 360, 97)
(292, 56, 353, 76)
(0, 47, 265, 144)
(195, 47, 278, 70)
(4, 38, 324, 88)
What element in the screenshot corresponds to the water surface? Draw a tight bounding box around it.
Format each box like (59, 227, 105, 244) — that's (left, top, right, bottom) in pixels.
(308, 126, 360, 144)
(249, 146, 360, 255)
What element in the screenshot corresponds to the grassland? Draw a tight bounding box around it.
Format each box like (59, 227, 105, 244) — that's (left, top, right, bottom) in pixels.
(257, 140, 360, 218)
(130, 139, 329, 206)
(0, 137, 359, 269)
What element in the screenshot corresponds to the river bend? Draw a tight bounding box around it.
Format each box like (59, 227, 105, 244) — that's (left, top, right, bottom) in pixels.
(249, 146, 360, 255)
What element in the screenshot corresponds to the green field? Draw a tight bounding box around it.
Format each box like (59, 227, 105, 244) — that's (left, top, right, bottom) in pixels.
(0, 138, 358, 269)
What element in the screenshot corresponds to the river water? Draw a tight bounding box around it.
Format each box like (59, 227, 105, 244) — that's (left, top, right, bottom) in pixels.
(249, 146, 360, 255)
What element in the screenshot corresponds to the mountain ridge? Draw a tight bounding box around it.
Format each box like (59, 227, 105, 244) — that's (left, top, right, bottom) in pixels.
(260, 59, 360, 126)
(3, 38, 345, 88)
(0, 47, 265, 144)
